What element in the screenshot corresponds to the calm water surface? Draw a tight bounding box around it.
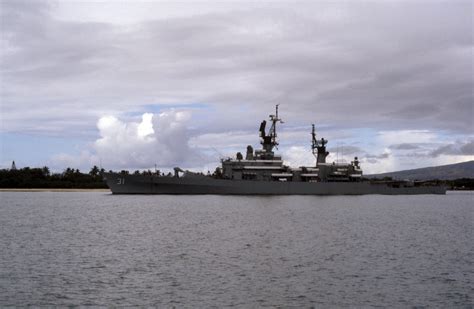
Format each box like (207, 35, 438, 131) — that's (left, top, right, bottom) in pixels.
(0, 192, 472, 307)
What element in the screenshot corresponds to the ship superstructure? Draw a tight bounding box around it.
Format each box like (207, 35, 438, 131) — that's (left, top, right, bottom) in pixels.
(220, 105, 363, 183)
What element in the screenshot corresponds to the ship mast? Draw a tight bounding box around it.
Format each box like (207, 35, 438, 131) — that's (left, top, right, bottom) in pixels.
(311, 124, 329, 166)
(269, 104, 283, 149)
(311, 124, 317, 159)
(259, 104, 284, 157)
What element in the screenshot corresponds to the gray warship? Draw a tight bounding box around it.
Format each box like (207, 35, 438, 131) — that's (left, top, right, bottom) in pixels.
(104, 106, 446, 195)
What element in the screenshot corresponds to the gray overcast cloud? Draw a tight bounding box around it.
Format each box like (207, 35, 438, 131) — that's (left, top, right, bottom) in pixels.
(0, 0, 472, 172)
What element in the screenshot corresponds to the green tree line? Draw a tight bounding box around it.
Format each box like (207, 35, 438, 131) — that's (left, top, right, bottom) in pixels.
(0, 166, 108, 189)
(0, 165, 472, 189)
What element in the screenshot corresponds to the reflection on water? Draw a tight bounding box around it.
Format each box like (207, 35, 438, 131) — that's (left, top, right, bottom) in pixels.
(0, 192, 472, 306)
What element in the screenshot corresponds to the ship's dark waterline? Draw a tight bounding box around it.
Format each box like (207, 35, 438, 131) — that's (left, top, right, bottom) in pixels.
(0, 192, 472, 307)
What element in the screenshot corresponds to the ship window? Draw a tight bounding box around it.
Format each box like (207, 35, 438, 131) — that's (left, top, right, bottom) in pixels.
(243, 173, 256, 180)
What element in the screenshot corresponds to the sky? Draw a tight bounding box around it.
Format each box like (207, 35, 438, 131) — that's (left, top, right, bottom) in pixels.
(0, 0, 472, 174)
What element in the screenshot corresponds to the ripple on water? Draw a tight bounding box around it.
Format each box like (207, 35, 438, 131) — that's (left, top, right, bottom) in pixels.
(0, 192, 472, 307)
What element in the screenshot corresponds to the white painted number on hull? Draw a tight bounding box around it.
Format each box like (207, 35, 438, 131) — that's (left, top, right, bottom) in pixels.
(117, 178, 125, 185)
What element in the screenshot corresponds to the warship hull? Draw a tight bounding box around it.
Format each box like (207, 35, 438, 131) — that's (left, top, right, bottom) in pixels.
(104, 173, 446, 195)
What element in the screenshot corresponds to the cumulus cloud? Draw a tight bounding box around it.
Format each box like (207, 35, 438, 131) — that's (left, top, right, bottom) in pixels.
(95, 110, 202, 169)
(49, 150, 98, 171)
(283, 146, 316, 168)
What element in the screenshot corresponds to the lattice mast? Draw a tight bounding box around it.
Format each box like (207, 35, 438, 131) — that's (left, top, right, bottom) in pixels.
(311, 124, 329, 166)
(259, 104, 284, 153)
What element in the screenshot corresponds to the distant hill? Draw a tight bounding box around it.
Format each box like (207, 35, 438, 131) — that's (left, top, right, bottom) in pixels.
(367, 160, 474, 180)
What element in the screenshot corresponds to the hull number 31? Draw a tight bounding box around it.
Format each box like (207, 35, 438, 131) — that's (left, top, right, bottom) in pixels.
(117, 178, 125, 185)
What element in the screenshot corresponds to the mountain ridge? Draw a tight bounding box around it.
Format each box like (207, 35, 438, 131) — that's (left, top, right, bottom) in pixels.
(367, 160, 474, 180)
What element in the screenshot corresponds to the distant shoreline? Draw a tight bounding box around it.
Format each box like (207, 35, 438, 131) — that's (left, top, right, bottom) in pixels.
(0, 188, 110, 192)
(0, 189, 471, 194)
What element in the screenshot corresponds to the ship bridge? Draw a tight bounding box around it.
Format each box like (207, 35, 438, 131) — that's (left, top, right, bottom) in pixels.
(219, 105, 363, 183)
(221, 105, 287, 181)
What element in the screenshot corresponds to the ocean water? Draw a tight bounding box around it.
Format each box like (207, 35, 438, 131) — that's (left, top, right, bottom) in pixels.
(0, 191, 472, 307)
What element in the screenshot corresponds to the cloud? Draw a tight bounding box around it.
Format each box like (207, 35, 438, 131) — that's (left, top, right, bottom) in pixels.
(1, 1, 472, 136)
(94, 110, 203, 169)
(430, 140, 474, 157)
(376, 130, 438, 146)
(282, 146, 316, 168)
(389, 143, 420, 150)
(327, 145, 364, 156)
(366, 152, 390, 160)
(49, 150, 98, 172)
(359, 149, 396, 174)
(460, 141, 474, 155)
(189, 131, 255, 150)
